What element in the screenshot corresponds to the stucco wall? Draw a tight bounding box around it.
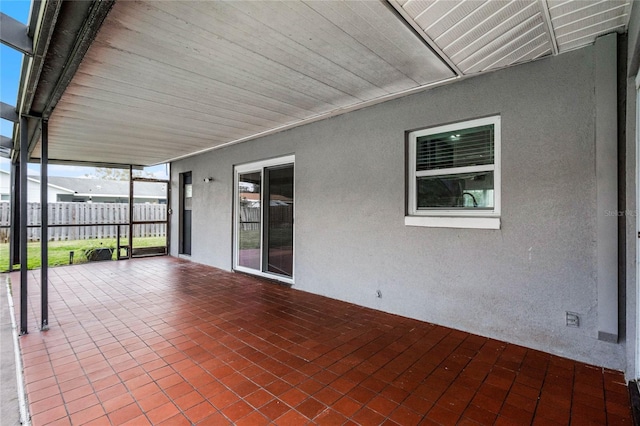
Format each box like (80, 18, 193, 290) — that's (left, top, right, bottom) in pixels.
(625, 2, 640, 380)
(171, 45, 626, 371)
(625, 76, 637, 379)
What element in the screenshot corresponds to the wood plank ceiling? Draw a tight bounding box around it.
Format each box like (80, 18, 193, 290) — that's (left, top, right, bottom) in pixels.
(38, 0, 632, 166)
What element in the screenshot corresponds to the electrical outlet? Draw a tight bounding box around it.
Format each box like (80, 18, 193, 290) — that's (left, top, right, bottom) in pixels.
(566, 312, 579, 327)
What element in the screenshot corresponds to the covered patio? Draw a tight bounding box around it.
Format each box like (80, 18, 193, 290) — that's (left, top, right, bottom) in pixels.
(10, 257, 632, 425)
(2, 1, 640, 423)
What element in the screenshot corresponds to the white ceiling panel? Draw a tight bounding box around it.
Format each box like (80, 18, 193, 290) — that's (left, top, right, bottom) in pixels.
(456, 7, 549, 73)
(548, 0, 632, 52)
(442, 2, 542, 61)
(396, 0, 551, 73)
(43, 0, 454, 165)
(428, 1, 489, 41)
(29, 0, 633, 166)
(393, 0, 630, 73)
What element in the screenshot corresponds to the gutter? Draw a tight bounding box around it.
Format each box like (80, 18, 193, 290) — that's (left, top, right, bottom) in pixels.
(11, 0, 61, 163)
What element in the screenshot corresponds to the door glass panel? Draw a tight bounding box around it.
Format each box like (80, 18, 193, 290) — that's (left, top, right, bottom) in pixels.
(238, 172, 261, 270)
(266, 166, 294, 277)
(131, 223, 167, 255)
(182, 172, 192, 255)
(132, 181, 168, 254)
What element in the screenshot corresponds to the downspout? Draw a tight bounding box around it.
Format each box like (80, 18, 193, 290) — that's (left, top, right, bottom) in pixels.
(595, 33, 619, 342)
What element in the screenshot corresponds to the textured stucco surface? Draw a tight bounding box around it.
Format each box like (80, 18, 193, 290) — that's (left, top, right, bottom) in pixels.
(625, 9, 639, 377)
(625, 77, 637, 379)
(171, 45, 626, 371)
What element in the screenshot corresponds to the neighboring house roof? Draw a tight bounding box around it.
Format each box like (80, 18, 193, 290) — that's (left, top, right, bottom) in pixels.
(0, 169, 73, 194)
(46, 177, 167, 199)
(0, 170, 166, 199)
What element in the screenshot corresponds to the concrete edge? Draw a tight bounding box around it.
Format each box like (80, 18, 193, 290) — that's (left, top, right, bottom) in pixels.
(5, 275, 31, 426)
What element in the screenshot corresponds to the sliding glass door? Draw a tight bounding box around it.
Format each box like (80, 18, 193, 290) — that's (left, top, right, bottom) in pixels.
(234, 156, 294, 282)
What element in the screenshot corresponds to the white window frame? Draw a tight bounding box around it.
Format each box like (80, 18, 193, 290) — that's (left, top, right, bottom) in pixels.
(406, 116, 501, 229)
(233, 155, 295, 284)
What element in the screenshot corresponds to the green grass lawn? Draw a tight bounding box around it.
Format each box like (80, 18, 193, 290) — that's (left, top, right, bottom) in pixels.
(239, 227, 293, 250)
(0, 237, 166, 272)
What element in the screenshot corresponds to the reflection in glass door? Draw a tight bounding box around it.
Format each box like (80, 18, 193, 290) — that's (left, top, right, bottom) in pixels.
(238, 172, 261, 270)
(234, 156, 294, 282)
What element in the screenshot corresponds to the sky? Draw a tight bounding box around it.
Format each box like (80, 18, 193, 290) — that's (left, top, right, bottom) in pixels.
(0, 0, 29, 138)
(0, 0, 169, 179)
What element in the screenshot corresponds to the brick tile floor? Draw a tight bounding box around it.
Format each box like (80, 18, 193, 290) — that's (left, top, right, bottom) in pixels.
(9, 257, 632, 425)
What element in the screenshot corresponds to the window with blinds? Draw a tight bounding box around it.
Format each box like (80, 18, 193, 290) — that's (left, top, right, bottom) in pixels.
(416, 124, 494, 171)
(407, 116, 501, 219)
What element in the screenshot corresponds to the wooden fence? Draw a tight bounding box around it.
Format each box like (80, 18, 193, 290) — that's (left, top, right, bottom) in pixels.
(0, 202, 167, 242)
(239, 205, 292, 231)
(239, 206, 261, 231)
(0, 203, 292, 242)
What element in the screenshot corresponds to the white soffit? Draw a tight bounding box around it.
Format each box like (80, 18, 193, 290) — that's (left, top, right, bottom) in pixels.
(43, 0, 454, 166)
(393, 0, 631, 74)
(548, 0, 632, 52)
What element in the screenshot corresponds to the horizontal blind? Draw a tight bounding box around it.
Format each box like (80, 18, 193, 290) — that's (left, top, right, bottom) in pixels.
(416, 124, 494, 171)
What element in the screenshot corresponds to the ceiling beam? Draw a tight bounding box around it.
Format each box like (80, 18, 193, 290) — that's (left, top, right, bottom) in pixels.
(385, 0, 463, 76)
(540, 0, 559, 55)
(0, 102, 19, 124)
(0, 137, 12, 158)
(37, 1, 115, 118)
(0, 136, 13, 148)
(16, 0, 62, 117)
(0, 12, 33, 56)
(13, 0, 62, 164)
(0, 136, 13, 159)
(25, 157, 145, 170)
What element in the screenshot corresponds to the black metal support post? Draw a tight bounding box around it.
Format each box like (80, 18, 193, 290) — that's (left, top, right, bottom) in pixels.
(19, 116, 28, 335)
(40, 120, 48, 330)
(9, 161, 19, 271)
(129, 165, 133, 256)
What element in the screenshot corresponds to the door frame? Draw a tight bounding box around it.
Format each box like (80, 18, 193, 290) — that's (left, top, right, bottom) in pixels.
(635, 73, 640, 380)
(129, 176, 171, 257)
(233, 155, 295, 284)
(179, 171, 192, 256)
